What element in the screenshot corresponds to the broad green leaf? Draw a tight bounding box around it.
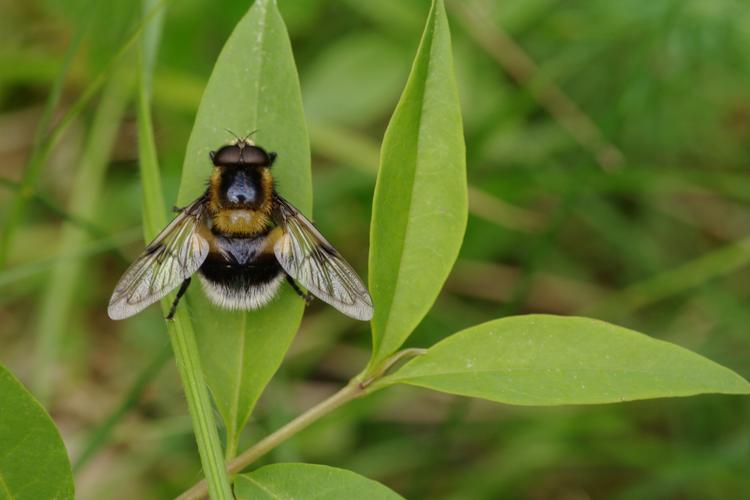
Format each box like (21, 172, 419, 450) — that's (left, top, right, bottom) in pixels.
(368, 0, 466, 367)
(235, 463, 403, 500)
(380, 315, 750, 404)
(176, 0, 311, 453)
(0, 365, 74, 500)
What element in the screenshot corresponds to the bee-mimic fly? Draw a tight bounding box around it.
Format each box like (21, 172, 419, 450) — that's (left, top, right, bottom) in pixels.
(108, 137, 373, 322)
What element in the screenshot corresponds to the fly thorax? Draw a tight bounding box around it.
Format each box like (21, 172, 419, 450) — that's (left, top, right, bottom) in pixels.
(214, 235, 266, 265)
(228, 210, 254, 225)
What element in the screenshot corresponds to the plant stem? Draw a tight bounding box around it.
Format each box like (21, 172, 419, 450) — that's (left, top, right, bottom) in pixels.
(175, 347, 429, 500)
(359, 347, 427, 387)
(176, 380, 365, 500)
(224, 429, 239, 462)
(168, 314, 234, 500)
(135, 1, 231, 495)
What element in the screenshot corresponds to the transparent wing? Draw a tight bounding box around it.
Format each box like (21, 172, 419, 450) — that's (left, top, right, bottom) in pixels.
(272, 194, 373, 321)
(108, 196, 209, 320)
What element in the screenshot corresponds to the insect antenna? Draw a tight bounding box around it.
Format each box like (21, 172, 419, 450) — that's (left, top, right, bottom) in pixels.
(243, 129, 259, 142)
(224, 128, 242, 143)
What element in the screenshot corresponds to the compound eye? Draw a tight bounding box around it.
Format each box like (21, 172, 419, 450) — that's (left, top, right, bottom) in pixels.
(212, 145, 243, 166)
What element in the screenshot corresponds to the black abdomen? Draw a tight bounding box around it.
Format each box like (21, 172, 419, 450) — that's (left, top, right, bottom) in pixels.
(197, 234, 285, 310)
(199, 252, 282, 289)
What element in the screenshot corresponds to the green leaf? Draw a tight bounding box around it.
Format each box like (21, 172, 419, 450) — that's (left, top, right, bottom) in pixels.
(368, 0, 466, 367)
(380, 315, 750, 404)
(0, 365, 74, 500)
(234, 463, 403, 500)
(176, 0, 311, 455)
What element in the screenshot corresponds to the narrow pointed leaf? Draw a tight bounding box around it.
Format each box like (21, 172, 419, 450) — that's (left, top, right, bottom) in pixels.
(235, 464, 403, 500)
(34, 70, 131, 401)
(369, 0, 466, 367)
(176, 0, 311, 452)
(381, 315, 750, 404)
(0, 365, 74, 500)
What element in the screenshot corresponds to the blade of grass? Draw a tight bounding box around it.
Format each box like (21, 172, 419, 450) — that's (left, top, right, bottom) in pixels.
(0, 0, 171, 268)
(33, 68, 133, 402)
(0, 176, 109, 240)
(450, 0, 625, 171)
(586, 236, 750, 319)
(0, 228, 138, 291)
(135, 0, 232, 496)
(0, 4, 91, 267)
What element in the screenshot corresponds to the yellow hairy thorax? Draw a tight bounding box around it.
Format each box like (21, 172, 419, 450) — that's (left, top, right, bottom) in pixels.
(212, 209, 270, 236)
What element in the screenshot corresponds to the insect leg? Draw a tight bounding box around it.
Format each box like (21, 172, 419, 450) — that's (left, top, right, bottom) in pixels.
(166, 277, 192, 320)
(285, 274, 314, 305)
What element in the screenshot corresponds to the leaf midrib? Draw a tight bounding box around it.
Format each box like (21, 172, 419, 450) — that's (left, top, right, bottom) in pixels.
(229, 0, 270, 435)
(392, 366, 743, 383)
(241, 476, 283, 499)
(0, 471, 14, 500)
(248, 0, 269, 131)
(230, 312, 248, 436)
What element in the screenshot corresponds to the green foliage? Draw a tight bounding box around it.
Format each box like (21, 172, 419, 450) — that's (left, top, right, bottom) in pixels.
(2, 0, 750, 498)
(0, 365, 74, 500)
(368, 0, 467, 367)
(235, 463, 403, 500)
(380, 315, 750, 403)
(137, 0, 168, 240)
(176, 0, 311, 455)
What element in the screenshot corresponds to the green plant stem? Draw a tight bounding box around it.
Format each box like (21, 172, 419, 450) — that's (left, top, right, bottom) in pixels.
(224, 429, 239, 463)
(177, 381, 364, 500)
(134, 3, 231, 494)
(168, 314, 234, 500)
(360, 347, 427, 387)
(176, 346, 429, 500)
(133, 22, 232, 500)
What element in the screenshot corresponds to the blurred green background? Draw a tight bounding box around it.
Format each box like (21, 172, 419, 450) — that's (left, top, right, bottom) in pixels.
(2, 0, 750, 498)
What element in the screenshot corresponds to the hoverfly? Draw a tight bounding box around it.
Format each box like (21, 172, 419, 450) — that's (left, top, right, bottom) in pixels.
(108, 137, 373, 322)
